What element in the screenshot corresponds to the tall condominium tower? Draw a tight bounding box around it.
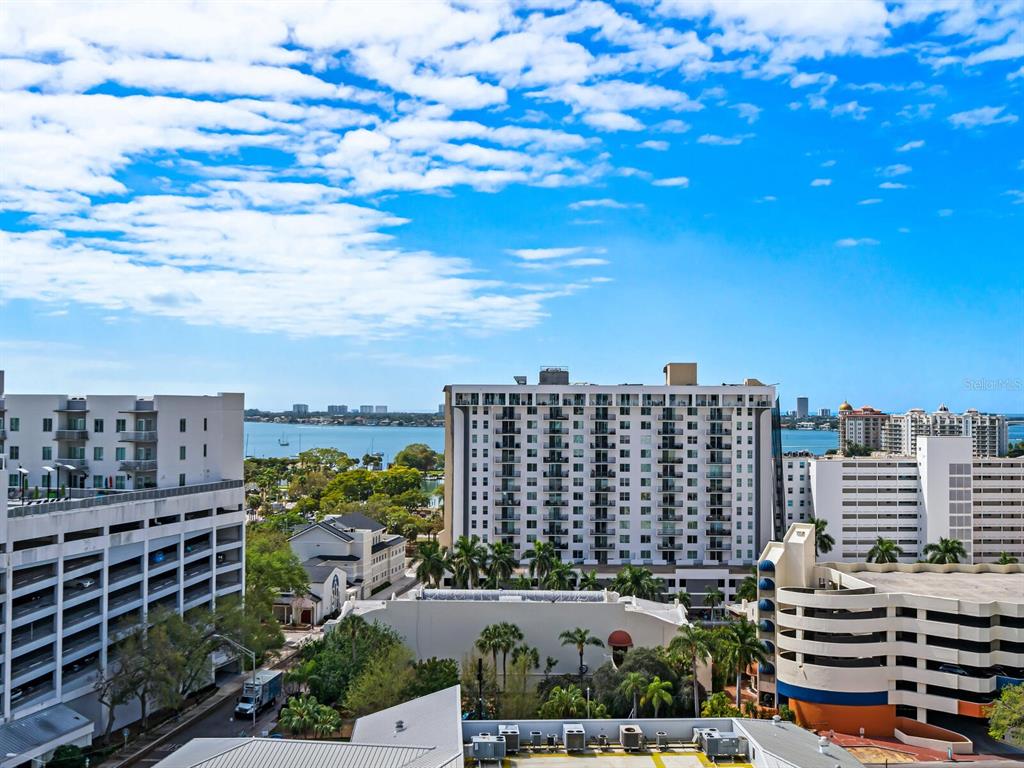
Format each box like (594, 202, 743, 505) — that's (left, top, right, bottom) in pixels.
(443, 363, 779, 601)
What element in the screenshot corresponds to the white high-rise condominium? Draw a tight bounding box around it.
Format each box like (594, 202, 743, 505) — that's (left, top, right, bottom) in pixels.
(443, 363, 780, 600)
(840, 402, 1008, 457)
(810, 435, 1023, 564)
(0, 371, 245, 760)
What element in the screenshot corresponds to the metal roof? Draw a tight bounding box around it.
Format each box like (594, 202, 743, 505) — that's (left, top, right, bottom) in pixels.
(735, 719, 865, 768)
(289, 521, 354, 542)
(331, 512, 386, 531)
(151, 738, 435, 768)
(0, 704, 93, 767)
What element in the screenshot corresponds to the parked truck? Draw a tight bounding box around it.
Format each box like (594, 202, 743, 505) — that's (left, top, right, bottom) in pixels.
(234, 670, 283, 719)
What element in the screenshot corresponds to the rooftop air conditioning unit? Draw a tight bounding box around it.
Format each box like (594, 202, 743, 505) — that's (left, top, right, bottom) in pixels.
(620, 724, 643, 751)
(563, 723, 586, 753)
(471, 734, 506, 761)
(695, 728, 748, 759)
(497, 724, 520, 753)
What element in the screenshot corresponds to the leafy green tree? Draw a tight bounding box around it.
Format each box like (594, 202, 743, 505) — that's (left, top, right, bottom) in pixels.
(279, 694, 321, 737)
(735, 571, 757, 602)
(406, 657, 459, 699)
(924, 537, 967, 564)
(701, 691, 742, 717)
(559, 627, 604, 685)
(722, 619, 768, 707)
(312, 704, 342, 737)
(323, 468, 377, 503)
(543, 561, 577, 590)
(485, 541, 518, 587)
(246, 527, 309, 603)
(301, 619, 403, 706)
(867, 536, 904, 563)
(676, 590, 692, 610)
(47, 745, 87, 768)
(362, 453, 383, 470)
(538, 684, 586, 718)
(641, 676, 673, 717)
(393, 443, 443, 471)
(511, 644, 539, 671)
(811, 516, 835, 556)
(373, 465, 424, 497)
(503, 654, 542, 718)
(525, 540, 557, 582)
(842, 442, 873, 457)
(998, 551, 1020, 565)
(1007, 441, 1024, 459)
(989, 682, 1024, 746)
(670, 624, 712, 717)
(610, 565, 664, 600)
(413, 540, 447, 587)
(297, 448, 356, 475)
(344, 644, 415, 716)
(778, 703, 796, 722)
(618, 671, 647, 717)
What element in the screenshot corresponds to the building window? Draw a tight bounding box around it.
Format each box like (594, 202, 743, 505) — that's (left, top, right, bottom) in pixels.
(93, 475, 104, 488)
(9, 417, 19, 432)
(116, 418, 126, 432)
(94, 418, 104, 433)
(42, 446, 52, 460)
(203, 443, 207, 457)
(203, 418, 208, 431)
(179, 473, 186, 486)
(93, 447, 104, 460)
(8, 446, 18, 460)
(179, 446, 187, 460)
(115, 447, 126, 461)
(179, 418, 187, 432)
(42, 417, 53, 432)
(115, 475, 126, 490)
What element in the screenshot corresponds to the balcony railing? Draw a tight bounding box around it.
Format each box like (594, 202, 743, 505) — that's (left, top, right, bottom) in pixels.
(55, 430, 89, 441)
(121, 460, 157, 472)
(118, 431, 158, 442)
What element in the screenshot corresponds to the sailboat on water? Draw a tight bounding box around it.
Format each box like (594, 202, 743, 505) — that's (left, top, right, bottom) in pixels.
(278, 433, 290, 446)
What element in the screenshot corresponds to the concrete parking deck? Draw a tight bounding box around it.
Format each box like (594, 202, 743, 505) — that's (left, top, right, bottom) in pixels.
(494, 748, 753, 767)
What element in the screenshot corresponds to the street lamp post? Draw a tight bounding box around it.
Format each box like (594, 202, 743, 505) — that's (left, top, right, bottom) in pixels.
(213, 634, 257, 734)
(62, 463, 78, 495)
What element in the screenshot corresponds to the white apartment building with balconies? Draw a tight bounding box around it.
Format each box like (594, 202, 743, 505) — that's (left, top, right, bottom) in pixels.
(882, 406, 1008, 457)
(443, 364, 779, 601)
(809, 436, 1023, 564)
(781, 452, 814, 528)
(755, 523, 1024, 740)
(0, 372, 245, 764)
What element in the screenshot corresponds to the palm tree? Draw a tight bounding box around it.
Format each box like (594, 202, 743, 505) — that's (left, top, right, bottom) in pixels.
(449, 535, 487, 588)
(811, 517, 835, 556)
(312, 705, 341, 737)
(577, 570, 602, 591)
(542, 685, 585, 717)
(722, 619, 768, 708)
(923, 537, 967, 564)
(495, 622, 524, 689)
(412, 540, 446, 587)
(485, 541, 518, 587)
(278, 694, 319, 737)
(337, 613, 366, 666)
(611, 565, 663, 600)
(735, 570, 757, 602)
(997, 551, 1020, 565)
(867, 537, 904, 564)
(676, 590, 692, 610)
(543, 561, 577, 590)
(525, 541, 557, 583)
(669, 624, 712, 717)
(618, 671, 647, 718)
(704, 587, 724, 621)
(476, 624, 501, 673)
(511, 643, 539, 671)
(559, 627, 604, 685)
(641, 676, 673, 717)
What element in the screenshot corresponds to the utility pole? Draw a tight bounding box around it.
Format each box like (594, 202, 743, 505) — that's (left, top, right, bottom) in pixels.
(476, 657, 484, 720)
(214, 633, 258, 733)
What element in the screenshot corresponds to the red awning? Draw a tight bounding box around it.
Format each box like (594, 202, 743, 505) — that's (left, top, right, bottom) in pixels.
(608, 630, 633, 647)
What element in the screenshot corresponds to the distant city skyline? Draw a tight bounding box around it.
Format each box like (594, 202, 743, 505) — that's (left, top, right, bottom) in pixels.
(1, 3, 1021, 414)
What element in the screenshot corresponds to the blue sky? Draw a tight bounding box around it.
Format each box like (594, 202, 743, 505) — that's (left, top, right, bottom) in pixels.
(1, 1, 1022, 413)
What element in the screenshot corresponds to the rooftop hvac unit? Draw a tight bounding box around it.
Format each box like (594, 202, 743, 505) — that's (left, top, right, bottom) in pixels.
(619, 724, 643, 751)
(563, 723, 586, 753)
(497, 724, 520, 753)
(471, 734, 506, 761)
(694, 728, 748, 759)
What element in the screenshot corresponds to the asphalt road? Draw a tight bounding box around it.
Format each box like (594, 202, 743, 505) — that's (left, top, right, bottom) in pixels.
(134, 693, 280, 767)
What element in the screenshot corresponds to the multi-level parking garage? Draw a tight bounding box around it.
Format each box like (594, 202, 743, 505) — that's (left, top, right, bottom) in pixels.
(756, 523, 1024, 737)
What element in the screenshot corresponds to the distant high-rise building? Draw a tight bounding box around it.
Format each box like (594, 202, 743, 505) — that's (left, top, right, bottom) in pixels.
(438, 404, 445, 415)
(839, 401, 1007, 457)
(292, 403, 309, 416)
(327, 405, 348, 415)
(374, 405, 388, 414)
(819, 408, 831, 417)
(795, 397, 809, 418)
(359, 405, 373, 414)
(443, 362, 780, 600)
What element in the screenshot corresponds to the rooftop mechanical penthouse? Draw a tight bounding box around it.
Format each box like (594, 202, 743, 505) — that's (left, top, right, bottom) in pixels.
(443, 363, 782, 602)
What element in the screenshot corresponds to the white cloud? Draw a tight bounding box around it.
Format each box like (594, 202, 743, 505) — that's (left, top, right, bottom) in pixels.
(880, 163, 912, 177)
(858, 198, 883, 205)
(654, 119, 691, 133)
(506, 246, 589, 260)
(896, 139, 925, 152)
(697, 132, 755, 146)
(879, 182, 908, 189)
(810, 178, 832, 187)
(820, 159, 837, 168)
(732, 102, 762, 123)
(755, 195, 777, 203)
(652, 176, 690, 187)
(1005, 190, 1024, 205)
(568, 198, 639, 210)
(835, 237, 879, 247)
(948, 105, 1019, 129)
(937, 208, 954, 217)
(830, 100, 871, 120)
(638, 140, 670, 151)
(582, 111, 644, 132)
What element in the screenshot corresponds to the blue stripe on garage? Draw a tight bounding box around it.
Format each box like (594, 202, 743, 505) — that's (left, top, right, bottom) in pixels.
(777, 680, 888, 706)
